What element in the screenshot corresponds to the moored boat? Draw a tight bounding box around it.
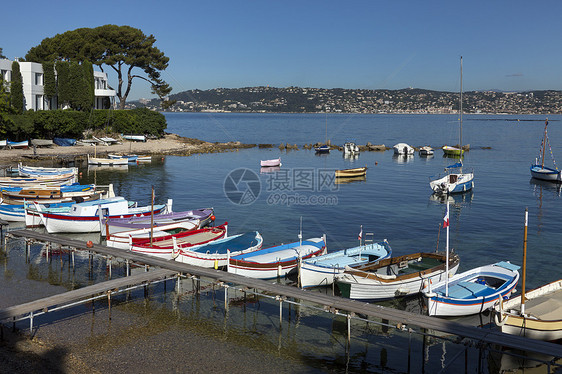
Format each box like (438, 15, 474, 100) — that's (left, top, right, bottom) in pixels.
(335, 167, 367, 178)
(530, 119, 562, 182)
(424, 262, 520, 316)
(35, 197, 169, 233)
(106, 220, 200, 249)
(419, 146, 434, 156)
(343, 142, 360, 155)
(260, 157, 281, 167)
(299, 235, 391, 288)
(336, 251, 460, 300)
(228, 236, 326, 279)
(102, 208, 214, 236)
(108, 154, 139, 162)
(131, 224, 228, 260)
(87, 154, 129, 166)
(174, 230, 263, 268)
(393, 143, 414, 155)
(122, 134, 147, 142)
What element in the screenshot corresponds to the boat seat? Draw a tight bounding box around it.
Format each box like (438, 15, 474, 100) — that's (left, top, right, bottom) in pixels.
(445, 281, 491, 299)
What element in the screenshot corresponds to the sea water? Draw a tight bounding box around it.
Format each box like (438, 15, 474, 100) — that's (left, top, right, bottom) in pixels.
(1, 112, 561, 372)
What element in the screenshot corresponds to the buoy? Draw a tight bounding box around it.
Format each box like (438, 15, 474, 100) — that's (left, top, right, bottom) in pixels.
(86, 240, 93, 248)
(210, 215, 216, 221)
(375, 161, 378, 165)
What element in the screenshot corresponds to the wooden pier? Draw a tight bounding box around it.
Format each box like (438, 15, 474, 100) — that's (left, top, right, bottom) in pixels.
(4, 229, 562, 359)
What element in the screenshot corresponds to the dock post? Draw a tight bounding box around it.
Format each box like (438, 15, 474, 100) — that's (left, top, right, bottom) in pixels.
(29, 311, 33, 333)
(71, 250, 75, 271)
(277, 296, 283, 329)
(126, 259, 130, 276)
(107, 291, 111, 320)
(107, 257, 112, 279)
(224, 284, 228, 310)
(25, 240, 31, 263)
(347, 313, 351, 345)
(407, 329, 412, 373)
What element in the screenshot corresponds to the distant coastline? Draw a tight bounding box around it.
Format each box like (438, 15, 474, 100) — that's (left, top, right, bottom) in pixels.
(127, 86, 562, 115)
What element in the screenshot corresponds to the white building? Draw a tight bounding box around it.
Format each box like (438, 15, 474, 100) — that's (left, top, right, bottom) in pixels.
(0, 58, 116, 111)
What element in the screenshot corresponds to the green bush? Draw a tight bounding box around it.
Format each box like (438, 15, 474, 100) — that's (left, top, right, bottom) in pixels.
(3, 108, 166, 140)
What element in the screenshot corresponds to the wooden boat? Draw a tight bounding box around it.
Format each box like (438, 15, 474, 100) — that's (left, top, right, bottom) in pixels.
(35, 197, 168, 233)
(108, 154, 139, 162)
(136, 155, 152, 162)
(260, 157, 281, 167)
(0, 184, 96, 203)
(336, 251, 460, 300)
(228, 236, 326, 279)
(530, 119, 562, 182)
(18, 164, 78, 177)
(122, 134, 147, 142)
(0, 174, 77, 188)
(106, 220, 200, 249)
(0, 200, 75, 222)
(87, 154, 129, 166)
(424, 262, 520, 316)
(419, 146, 434, 156)
(131, 224, 228, 260)
(431, 58, 474, 195)
(335, 167, 367, 178)
(102, 208, 214, 236)
(174, 230, 263, 268)
(343, 142, 360, 155)
(494, 208, 562, 340)
(393, 143, 414, 155)
(299, 234, 391, 288)
(53, 137, 76, 146)
(7, 140, 29, 149)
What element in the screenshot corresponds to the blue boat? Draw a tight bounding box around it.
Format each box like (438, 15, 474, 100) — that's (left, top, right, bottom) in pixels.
(53, 137, 77, 147)
(108, 154, 139, 162)
(315, 144, 330, 153)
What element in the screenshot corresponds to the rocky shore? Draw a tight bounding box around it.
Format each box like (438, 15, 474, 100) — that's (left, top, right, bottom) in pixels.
(0, 133, 256, 166)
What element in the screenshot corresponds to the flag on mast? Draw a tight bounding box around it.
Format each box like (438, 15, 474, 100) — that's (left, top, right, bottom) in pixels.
(358, 225, 363, 241)
(443, 204, 450, 228)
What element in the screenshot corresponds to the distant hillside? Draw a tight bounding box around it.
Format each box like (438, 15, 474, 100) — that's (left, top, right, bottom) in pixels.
(128, 86, 562, 115)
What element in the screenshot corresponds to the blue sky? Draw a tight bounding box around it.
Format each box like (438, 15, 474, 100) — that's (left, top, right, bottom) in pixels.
(2, 0, 562, 100)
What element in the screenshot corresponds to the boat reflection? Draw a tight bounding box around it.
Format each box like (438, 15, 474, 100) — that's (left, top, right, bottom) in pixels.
(342, 152, 359, 161)
(334, 175, 366, 185)
(87, 164, 129, 172)
(530, 177, 562, 197)
(260, 166, 280, 174)
(392, 154, 414, 164)
(429, 190, 474, 206)
(488, 348, 561, 374)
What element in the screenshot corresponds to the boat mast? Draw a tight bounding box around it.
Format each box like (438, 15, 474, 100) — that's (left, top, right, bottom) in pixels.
(521, 207, 528, 315)
(459, 56, 463, 155)
(541, 119, 548, 168)
(445, 201, 450, 297)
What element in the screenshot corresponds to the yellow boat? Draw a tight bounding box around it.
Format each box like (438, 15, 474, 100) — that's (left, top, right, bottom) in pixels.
(335, 167, 367, 178)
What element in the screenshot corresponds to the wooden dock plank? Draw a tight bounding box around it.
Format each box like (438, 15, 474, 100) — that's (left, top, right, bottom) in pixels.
(0, 268, 176, 321)
(7, 229, 562, 357)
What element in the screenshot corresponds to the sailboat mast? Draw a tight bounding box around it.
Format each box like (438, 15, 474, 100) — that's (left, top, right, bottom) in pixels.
(541, 119, 548, 168)
(459, 56, 463, 154)
(521, 207, 528, 315)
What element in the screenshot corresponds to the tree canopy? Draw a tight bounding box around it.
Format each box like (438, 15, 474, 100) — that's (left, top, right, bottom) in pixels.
(0, 48, 5, 59)
(25, 25, 172, 109)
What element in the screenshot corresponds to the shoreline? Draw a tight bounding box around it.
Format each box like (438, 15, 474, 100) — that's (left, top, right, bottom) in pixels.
(0, 134, 256, 166)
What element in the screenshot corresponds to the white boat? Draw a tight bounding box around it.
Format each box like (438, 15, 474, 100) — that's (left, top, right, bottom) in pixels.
(336, 251, 460, 300)
(88, 154, 129, 165)
(419, 146, 434, 156)
(228, 236, 326, 279)
(174, 230, 263, 268)
(106, 220, 200, 249)
(343, 142, 360, 155)
(260, 158, 281, 167)
(299, 233, 391, 288)
(430, 57, 474, 195)
(424, 262, 520, 317)
(429, 162, 474, 194)
(494, 208, 562, 340)
(424, 201, 520, 317)
(18, 163, 78, 177)
(122, 134, 147, 142)
(393, 143, 414, 155)
(136, 155, 152, 162)
(35, 197, 169, 233)
(530, 119, 562, 182)
(108, 154, 138, 162)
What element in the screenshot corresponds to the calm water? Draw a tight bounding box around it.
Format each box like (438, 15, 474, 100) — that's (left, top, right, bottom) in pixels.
(2, 112, 562, 372)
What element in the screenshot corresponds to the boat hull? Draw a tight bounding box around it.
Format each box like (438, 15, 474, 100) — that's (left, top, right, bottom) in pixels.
(430, 172, 474, 194)
(530, 165, 562, 182)
(299, 241, 391, 288)
(228, 237, 326, 279)
(335, 167, 367, 178)
(424, 262, 520, 317)
(336, 252, 460, 300)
